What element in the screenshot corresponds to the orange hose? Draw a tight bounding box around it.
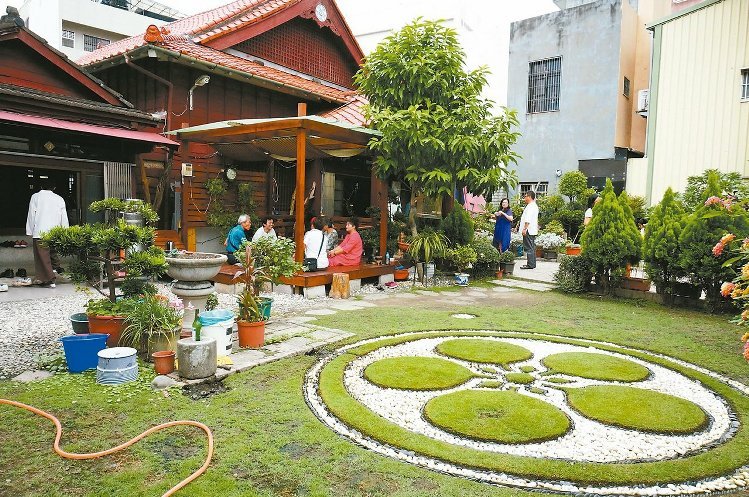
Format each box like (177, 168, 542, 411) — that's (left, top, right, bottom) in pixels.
(0, 398, 214, 497)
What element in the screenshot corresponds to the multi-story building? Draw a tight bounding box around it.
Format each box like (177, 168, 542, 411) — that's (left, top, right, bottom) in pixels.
(17, 0, 182, 60)
(507, 0, 671, 197)
(627, 0, 749, 204)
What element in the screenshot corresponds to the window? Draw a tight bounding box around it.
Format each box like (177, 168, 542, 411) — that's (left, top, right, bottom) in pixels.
(83, 34, 110, 52)
(527, 57, 561, 113)
(623, 77, 631, 98)
(519, 182, 549, 197)
(742, 69, 749, 101)
(62, 29, 75, 48)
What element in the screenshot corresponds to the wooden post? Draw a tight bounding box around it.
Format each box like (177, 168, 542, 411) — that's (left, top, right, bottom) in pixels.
(378, 178, 388, 257)
(330, 273, 350, 299)
(294, 103, 307, 263)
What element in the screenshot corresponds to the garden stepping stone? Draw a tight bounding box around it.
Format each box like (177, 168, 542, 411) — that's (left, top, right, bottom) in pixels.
(361, 294, 390, 301)
(491, 286, 517, 293)
(306, 308, 338, 316)
(414, 290, 439, 296)
(493, 279, 554, 292)
(287, 316, 317, 324)
(11, 370, 52, 382)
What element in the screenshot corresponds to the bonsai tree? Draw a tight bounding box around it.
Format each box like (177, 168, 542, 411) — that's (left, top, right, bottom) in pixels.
(558, 171, 588, 203)
(89, 198, 159, 225)
(643, 188, 687, 298)
(43, 217, 167, 303)
(679, 171, 749, 309)
(580, 179, 641, 293)
(355, 19, 519, 232)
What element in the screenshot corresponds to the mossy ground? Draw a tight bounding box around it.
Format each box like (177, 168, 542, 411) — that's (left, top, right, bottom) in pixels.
(436, 338, 532, 365)
(542, 352, 651, 382)
(363, 357, 475, 390)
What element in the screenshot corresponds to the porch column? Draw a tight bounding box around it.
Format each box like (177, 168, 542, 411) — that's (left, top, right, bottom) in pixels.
(379, 178, 388, 257)
(294, 103, 307, 263)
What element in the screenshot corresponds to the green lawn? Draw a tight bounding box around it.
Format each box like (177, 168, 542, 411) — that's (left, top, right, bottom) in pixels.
(0, 290, 746, 496)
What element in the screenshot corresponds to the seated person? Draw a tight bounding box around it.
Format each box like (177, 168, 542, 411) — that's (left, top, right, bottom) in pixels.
(303, 217, 329, 270)
(327, 217, 363, 267)
(252, 216, 277, 242)
(323, 218, 338, 251)
(225, 214, 251, 265)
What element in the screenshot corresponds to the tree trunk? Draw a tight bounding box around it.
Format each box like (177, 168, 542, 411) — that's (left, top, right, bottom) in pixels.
(441, 192, 455, 218)
(408, 190, 418, 236)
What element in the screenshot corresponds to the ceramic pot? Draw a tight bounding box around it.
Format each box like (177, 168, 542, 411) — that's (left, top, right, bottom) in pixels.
(237, 320, 265, 348)
(87, 315, 126, 347)
(152, 350, 175, 375)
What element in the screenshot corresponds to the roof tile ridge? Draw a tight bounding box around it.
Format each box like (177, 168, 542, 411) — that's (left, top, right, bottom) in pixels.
(191, 0, 301, 43)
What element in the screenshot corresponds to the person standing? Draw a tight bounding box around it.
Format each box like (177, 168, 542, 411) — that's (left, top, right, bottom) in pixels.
(303, 217, 329, 270)
(327, 217, 363, 267)
(518, 190, 539, 269)
(26, 178, 68, 287)
(225, 214, 251, 265)
(492, 198, 514, 252)
(251, 216, 277, 242)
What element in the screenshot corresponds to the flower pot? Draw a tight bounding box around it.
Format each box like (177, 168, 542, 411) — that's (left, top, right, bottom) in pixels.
(164, 252, 228, 281)
(177, 337, 217, 380)
(535, 247, 543, 258)
(621, 276, 652, 292)
(495, 270, 504, 280)
(70, 313, 89, 334)
(152, 350, 175, 375)
(145, 328, 181, 359)
(454, 273, 470, 287)
(397, 241, 411, 252)
(566, 246, 581, 256)
(258, 297, 273, 320)
(543, 250, 557, 260)
(238, 320, 265, 348)
(394, 268, 409, 281)
(500, 262, 515, 275)
(87, 314, 126, 347)
(515, 245, 523, 257)
(60, 333, 109, 373)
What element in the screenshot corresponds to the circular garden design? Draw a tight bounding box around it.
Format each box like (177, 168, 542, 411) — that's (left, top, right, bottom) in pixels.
(304, 331, 749, 495)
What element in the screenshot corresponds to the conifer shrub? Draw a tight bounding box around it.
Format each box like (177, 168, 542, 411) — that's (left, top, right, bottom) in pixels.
(440, 204, 474, 247)
(617, 190, 643, 265)
(679, 172, 749, 309)
(580, 179, 641, 293)
(643, 188, 687, 298)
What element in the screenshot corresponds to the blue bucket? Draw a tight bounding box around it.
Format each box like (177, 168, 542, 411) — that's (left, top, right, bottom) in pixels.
(60, 334, 109, 373)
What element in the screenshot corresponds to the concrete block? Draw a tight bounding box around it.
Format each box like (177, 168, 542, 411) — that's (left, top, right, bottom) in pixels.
(303, 285, 327, 299)
(349, 278, 361, 292)
(378, 273, 394, 285)
(273, 284, 293, 295)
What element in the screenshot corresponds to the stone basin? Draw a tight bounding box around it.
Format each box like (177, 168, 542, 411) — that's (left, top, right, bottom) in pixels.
(165, 252, 227, 281)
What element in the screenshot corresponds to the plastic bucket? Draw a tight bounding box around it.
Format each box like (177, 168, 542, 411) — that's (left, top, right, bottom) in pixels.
(199, 309, 235, 326)
(96, 347, 138, 385)
(70, 313, 89, 334)
(201, 318, 234, 356)
(258, 297, 273, 320)
(60, 333, 109, 373)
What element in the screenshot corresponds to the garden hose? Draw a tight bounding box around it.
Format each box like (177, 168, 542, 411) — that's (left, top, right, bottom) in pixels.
(0, 398, 214, 496)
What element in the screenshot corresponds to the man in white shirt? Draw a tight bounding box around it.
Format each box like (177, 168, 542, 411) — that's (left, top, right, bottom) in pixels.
(251, 216, 277, 242)
(303, 217, 328, 270)
(518, 190, 539, 269)
(26, 179, 68, 287)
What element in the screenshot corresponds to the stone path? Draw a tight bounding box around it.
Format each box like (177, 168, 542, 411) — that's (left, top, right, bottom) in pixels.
(491, 259, 559, 292)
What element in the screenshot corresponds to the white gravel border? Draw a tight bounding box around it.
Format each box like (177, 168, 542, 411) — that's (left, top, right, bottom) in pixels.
(304, 330, 749, 495)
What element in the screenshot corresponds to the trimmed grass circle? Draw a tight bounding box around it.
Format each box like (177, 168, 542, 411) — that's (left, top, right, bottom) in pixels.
(424, 390, 571, 443)
(363, 357, 474, 390)
(566, 385, 708, 434)
(505, 372, 534, 385)
(542, 352, 650, 382)
(436, 338, 532, 365)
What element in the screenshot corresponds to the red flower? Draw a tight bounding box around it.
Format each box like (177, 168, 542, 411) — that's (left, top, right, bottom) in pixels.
(721, 282, 735, 297)
(712, 242, 724, 256)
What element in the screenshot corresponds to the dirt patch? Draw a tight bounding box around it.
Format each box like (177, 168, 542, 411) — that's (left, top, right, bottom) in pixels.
(182, 379, 229, 400)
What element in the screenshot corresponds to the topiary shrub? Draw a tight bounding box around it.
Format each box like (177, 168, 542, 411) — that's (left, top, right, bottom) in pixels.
(538, 194, 565, 229)
(554, 253, 593, 293)
(440, 204, 474, 247)
(643, 188, 687, 299)
(617, 190, 643, 265)
(679, 172, 749, 310)
(558, 171, 588, 203)
(580, 179, 641, 293)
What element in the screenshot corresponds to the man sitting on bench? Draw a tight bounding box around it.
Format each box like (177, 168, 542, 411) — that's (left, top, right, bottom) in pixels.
(327, 217, 363, 267)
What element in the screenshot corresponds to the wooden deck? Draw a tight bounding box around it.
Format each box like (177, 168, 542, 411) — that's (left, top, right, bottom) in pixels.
(211, 262, 395, 288)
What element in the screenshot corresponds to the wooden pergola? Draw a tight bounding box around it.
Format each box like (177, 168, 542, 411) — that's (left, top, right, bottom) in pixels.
(169, 104, 386, 263)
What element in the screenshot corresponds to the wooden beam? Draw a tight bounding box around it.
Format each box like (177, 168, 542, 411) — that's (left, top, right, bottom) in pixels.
(294, 103, 307, 263)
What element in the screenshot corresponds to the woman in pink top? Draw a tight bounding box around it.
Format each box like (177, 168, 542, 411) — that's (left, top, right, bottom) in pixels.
(327, 218, 363, 267)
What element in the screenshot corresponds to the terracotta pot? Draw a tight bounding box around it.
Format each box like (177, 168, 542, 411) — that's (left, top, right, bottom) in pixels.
(495, 270, 504, 280)
(87, 314, 126, 347)
(535, 247, 543, 258)
(152, 350, 175, 375)
(394, 269, 409, 281)
(566, 246, 581, 256)
(397, 241, 411, 252)
(238, 320, 265, 348)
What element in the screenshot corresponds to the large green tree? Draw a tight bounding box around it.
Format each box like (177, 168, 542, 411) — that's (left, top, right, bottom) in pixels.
(682, 169, 749, 210)
(354, 19, 519, 230)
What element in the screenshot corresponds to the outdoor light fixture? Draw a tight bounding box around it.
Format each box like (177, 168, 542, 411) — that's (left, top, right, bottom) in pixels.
(188, 75, 211, 111)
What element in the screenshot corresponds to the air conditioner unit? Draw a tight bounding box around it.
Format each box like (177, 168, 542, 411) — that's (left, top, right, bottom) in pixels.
(637, 89, 649, 113)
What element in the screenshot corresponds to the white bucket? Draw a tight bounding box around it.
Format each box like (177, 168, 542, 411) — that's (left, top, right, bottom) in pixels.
(96, 347, 138, 385)
(199, 319, 234, 356)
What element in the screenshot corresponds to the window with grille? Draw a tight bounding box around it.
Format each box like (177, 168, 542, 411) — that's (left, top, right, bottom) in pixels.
(623, 77, 631, 98)
(83, 34, 110, 52)
(519, 182, 549, 197)
(62, 29, 75, 48)
(527, 57, 561, 113)
(742, 69, 749, 100)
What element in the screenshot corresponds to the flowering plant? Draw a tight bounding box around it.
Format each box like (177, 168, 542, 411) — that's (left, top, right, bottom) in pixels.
(536, 232, 566, 251)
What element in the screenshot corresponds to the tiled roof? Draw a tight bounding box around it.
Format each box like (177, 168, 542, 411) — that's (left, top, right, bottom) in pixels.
(75, 0, 352, 102)
(77, 0, 299, 66)
(320, 94, 368, 127)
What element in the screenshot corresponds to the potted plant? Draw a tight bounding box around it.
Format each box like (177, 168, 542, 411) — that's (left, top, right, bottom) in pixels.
(536, 232, 566, 260)
(235, 245, 271, 348)
(565, 242, 582, 256)
(498, 250, 516, 275)
(84, 297, 137, 347)
(120, 294, 183, 360)
(444, 244, 477, 286)
(407, 229, 448, 284)
(510, 231, 524, 257)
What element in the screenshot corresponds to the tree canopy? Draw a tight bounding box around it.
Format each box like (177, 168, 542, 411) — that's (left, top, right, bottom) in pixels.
(354, 19, 520, 208)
